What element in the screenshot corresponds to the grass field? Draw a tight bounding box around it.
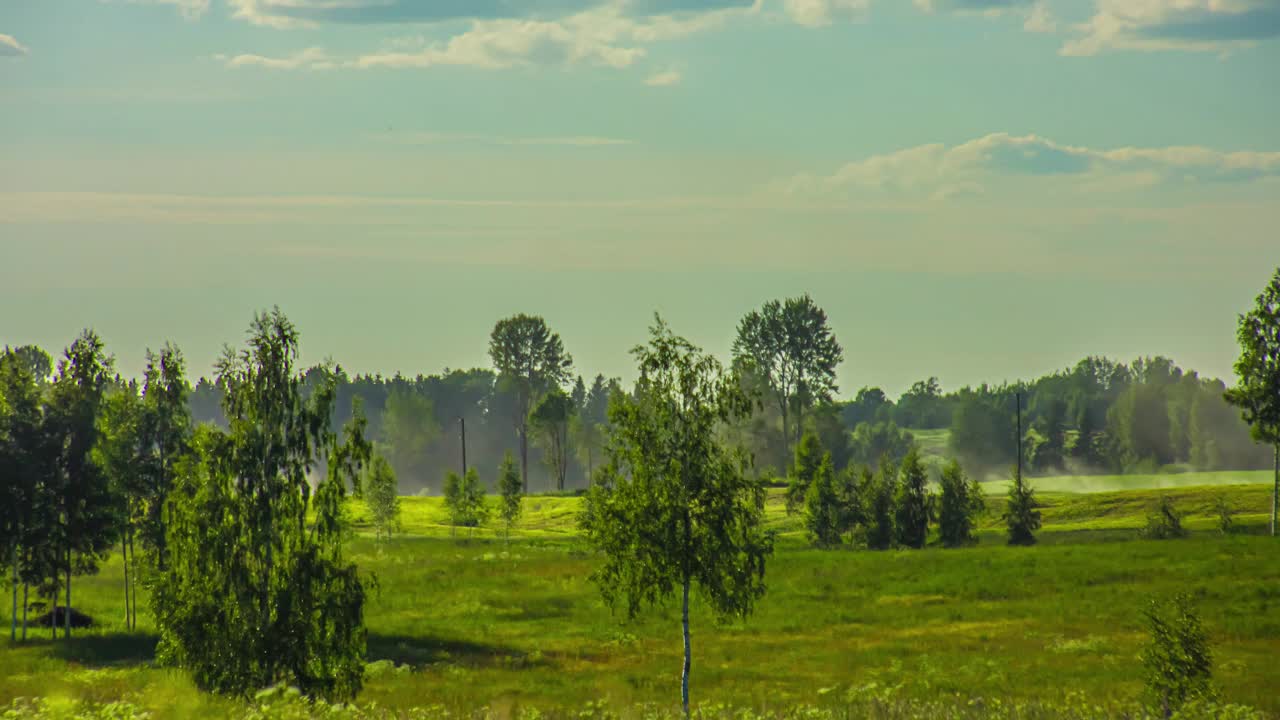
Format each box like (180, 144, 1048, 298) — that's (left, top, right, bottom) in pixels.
(3, 476, 1279, 719)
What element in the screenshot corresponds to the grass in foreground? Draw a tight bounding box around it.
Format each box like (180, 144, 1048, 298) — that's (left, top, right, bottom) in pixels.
(2, 479, 1278, 719)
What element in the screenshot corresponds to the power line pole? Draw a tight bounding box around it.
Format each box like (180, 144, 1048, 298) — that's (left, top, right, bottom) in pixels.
(1015, 392, 1023, 481)
(458, 417, 467, 477)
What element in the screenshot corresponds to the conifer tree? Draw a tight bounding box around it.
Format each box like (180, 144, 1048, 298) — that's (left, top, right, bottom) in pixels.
(893, 447, 931, 549)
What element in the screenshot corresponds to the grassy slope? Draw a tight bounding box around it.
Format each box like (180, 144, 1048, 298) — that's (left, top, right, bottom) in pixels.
(2, 479, 1278, 718)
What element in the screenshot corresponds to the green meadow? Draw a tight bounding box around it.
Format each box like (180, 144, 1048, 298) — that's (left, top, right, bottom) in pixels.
(3, 478, 1279, 719)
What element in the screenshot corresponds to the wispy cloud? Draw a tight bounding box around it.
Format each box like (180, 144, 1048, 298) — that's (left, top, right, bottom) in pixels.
(914, 0, 1057, 34)
(115, 0, 211, 20)
(644, 69, 682, 85)
(218, 3, 751, 72)
(216, 47, 336, 70)
(1063, 0, 1280, 55)
(782, 0, 868, 27)
(369, 132, 634, 146)
(0, 33, 29, 57)
(780, 133, 1280, 200)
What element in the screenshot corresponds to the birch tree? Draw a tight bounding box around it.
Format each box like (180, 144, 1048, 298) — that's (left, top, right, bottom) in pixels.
(581, 316, 773, 717)
(152, 309, 370, 700)
(1225, 267, 1280, 536)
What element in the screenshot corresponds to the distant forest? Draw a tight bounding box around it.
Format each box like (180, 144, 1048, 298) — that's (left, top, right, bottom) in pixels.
(5, 309, 1268, 495)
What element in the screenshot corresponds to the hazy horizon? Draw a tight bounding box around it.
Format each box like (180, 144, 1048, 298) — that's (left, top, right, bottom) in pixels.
(4, 0, 1278, 397)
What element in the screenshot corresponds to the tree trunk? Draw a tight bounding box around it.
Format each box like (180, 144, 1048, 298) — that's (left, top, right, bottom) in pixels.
(122, 535, 131, 631)
(21, 583, 28, 641)
(781, 402, 790, 471)
(10, 544, 16, 642)
(65, 546, 72, 640)
(520, 425, 529, 495)
(681, 573, 691, 719)
(128, 531, 136, 630)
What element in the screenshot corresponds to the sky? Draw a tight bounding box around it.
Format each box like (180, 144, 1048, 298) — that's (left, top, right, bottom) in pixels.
(2, 0, 1279, 398)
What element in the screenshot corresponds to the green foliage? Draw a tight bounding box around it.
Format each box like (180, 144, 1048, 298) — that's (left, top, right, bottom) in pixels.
(365, 455, 401, 541)
(530, 389, 574, 492)
(1215, 495, 1233, 535)
(47, 330, 118, 636)
(1142, 593, 1214, 716)
(786, 431, 825, 515)
(379, 388, 438, 490)
(1224, 267, 1280, 446)
(802, 454, 840, 548)
(937, 459, 983, 548)
(848, 420, 914, 470)
(443, 468, 489, 533)
(893, 448, 931, 549)
(1141, 496, 1187, 540)
(489, 314, 574, 493)
(1224, 267, 1280, 536)
(949, 395, 1015, 474)
(732, 294, 843, 456)
(582, 316, 773, 713)
(895, 377, 951, 429)
(152, 309, 370, 701)
(498, 452, 523, 540)
(864, 458, 897, 550)
(1003, 468, 1041, 546)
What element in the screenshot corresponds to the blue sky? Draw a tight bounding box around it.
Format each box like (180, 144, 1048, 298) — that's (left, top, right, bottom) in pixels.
(2, 0, 1279, 397)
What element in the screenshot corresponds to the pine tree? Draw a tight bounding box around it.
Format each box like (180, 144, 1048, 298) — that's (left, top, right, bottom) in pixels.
(803, 454, 841, 548)
(938, 459, 983, 547)
(865, 456, 896, 550)
(1003, 466, 1041, 546)
(787, 431, 825, 515)
(893, 447, 931, 549)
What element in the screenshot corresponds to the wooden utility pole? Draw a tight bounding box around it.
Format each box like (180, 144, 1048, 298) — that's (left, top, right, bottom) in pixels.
(458, 417, 467, 478)
(1015, 392, 1023, 481)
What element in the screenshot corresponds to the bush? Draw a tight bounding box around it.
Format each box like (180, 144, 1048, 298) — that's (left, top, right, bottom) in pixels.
(1215, 495, 1234, 535)
(1142, 496, 1187, 540)
(1142, 593, 1213, 717)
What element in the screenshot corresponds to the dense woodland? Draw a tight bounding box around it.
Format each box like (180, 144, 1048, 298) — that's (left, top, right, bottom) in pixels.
(4, 307, 1271, 499)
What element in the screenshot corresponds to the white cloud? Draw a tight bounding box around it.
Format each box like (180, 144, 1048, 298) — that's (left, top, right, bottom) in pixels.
(217, 47, 337, 70)
(781, 133, 1280, 199)
(1062, 0, 1280, 55)
(644, 69, 682, 85)
(220, 3, 753, 72)
(782, 0, 868, 27)
(1023, 1, 1056, 32)
(0, 33, 29, 57)
(116, 0, 211, 20)
(370, 132, 634, 146)
(913, 0, 1058, 33)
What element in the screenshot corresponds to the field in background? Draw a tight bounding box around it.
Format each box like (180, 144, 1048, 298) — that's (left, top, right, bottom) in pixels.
(2, 475, 1278, 719)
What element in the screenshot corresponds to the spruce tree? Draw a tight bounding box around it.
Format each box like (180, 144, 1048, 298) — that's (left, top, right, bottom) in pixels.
(803, 453, 841, 548)
(1004, 466, 1041, 546)
(938, 459, 983, 547)
(787, 431, 825, 515)
(893, 447, 931, 549)
(865, 456, 896, 550)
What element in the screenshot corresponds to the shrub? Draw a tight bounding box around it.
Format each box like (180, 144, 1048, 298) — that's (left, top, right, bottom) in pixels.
(1142, 593, 1213, 717)
(1142, 496, 1187, 540)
